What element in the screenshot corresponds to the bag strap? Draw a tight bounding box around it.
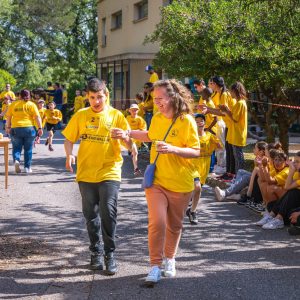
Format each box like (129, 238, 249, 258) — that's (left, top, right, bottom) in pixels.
(153, 116, 178, 165)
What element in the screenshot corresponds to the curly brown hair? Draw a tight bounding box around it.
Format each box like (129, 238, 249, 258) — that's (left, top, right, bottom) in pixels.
(153, 79, 193, 119)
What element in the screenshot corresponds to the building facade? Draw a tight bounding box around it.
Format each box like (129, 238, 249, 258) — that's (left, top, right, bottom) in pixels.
(97, 0, 172, 107)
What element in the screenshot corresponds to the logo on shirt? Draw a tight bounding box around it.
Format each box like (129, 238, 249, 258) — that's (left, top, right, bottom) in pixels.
(170, 129, 179, 137)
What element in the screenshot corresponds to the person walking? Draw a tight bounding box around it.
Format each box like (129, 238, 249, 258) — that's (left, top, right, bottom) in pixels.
(112, 79, 200, 285)
(62, 78, 131, 275)
(5, 89, 43, 173)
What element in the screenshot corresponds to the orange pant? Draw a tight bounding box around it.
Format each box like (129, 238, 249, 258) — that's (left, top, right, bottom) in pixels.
(145, 185, 192, 266)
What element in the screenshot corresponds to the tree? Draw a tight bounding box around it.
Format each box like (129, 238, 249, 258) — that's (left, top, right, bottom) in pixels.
(0, 0, 98, 101)
(0, 69, 16, 90)
(147, 0, 300, 152)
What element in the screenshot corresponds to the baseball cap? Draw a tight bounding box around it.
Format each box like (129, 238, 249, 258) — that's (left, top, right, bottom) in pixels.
(38, 99, 45, 103)
(129, 104, 139, 110)
(145, 65, 154, 72)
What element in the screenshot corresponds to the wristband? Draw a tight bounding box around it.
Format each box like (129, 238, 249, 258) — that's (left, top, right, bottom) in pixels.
(126, 129, 132, 138)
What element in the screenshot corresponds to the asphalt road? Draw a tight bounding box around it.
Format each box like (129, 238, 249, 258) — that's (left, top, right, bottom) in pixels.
(0, 131, 299, 300)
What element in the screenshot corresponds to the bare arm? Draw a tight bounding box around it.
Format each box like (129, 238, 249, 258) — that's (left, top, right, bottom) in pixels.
(5, 116, 12, 134)
(285, 163, 298, 190)
(64, 139, 76, 172)
(156, 141, 200, 158)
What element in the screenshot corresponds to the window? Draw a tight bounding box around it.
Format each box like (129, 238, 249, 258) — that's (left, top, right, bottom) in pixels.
(114, 72, 123, 89)
(134, 0, 148, 22)
(101, 18, 106, 47)
(111, 10, 122, 30)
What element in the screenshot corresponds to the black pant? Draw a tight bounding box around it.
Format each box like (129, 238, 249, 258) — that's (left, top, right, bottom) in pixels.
(252, 175, 263, 204)
(271, 189, 300, 224)
(78, 180, 120, 255)
(225, 128, 235, 174)
(61, 104, 68, 124)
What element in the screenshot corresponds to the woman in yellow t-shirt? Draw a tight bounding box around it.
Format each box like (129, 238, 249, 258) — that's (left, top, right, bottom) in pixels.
(206, 76, 236, 178)
(112, 79, 200, 285)
(5, 89, 43, 173)
(256, 151, 300, 230)
(220, 82, 248, 174)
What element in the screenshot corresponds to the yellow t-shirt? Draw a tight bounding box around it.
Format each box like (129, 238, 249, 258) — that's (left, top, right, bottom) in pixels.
(270, 166, 289, 187)
(62, 106, 130, 183)
(0, 91, 16, 101)
(192, 132, 220, 184)
(219, 91, 236, 127)
(34, 107, 46, 128)
(138, 102, 145, 118)
(74, 96, 84, 113)
(46, 86, 54, 104)
(126, 115, 147, 131)
(63, 90, 68, 105)
(211, 92, 220, 107)
(6, 100, 39, 128)
(144, 95, 153, 112)
(226, 99, 248, 147)
(198, 97, 217, 131)
(45, 109, 62, 125)
(1, 102, 11, 120)
(148, 113, 200, 193)
(292, 171, 300, 189)
(149, 72, 159, 83)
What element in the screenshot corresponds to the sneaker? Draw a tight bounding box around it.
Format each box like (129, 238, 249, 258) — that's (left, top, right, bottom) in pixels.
(255, 213, 273, 226)
(215, 186, 226, 201)
(256, 203, 265, 212)
(262, 218, 284, 229)
(237, 194, 251, 205)
(145, 266, 161, 285)
(104, 253, 117, 275)
(45, 138, 49, 146)
(134, 168, 142, 176)
(24, 167, 32, 174)
(287, 225, 300, 236)
(15, 161, 21, 174)
(163, 258, 176, 277)
(226, 193, 241, 201)
(48, 144, 54, 151)
(90, 253, 104, 270)
(186, 208, 198, 225)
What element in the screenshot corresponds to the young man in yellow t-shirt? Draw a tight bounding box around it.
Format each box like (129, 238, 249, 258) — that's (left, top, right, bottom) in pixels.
(126, 104, 147, 175)
(71, 90, 84, 113)
(62, 78, 132, 275)
(44, 102, 62, 151)
(145, 65, 159, 83)
(0, 83, 16, 102)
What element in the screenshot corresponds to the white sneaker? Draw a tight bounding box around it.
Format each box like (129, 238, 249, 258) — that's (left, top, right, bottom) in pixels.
(24, 167, 32, 174)
(262, 218, 284, 229)
(215, 186, 226, 201)
(255, 213, 273, 226)
(226, 193, 241, 201)
(163, 258, 176, 277)
(15, 161, 21, 173)
(145, 266, 161, 284)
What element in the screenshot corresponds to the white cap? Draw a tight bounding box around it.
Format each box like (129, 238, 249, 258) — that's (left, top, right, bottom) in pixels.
(129, 104, 139, 110)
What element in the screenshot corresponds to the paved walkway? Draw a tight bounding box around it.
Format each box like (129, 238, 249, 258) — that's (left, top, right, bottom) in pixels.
(0, 132, 299, 300)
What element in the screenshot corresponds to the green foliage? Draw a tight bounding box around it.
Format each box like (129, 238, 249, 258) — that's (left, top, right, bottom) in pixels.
(146, 0, 300, 151)
(0, 0, 98, 96)
(0, 69, 16, 90)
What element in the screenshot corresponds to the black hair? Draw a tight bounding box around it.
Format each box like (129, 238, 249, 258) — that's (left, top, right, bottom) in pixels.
(210, 76, 227, 95)
(86, 78, 107, 93)
(267, 142, 283, 151)
(194, 79, 205, 86)
(47, 82, 52, 86)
